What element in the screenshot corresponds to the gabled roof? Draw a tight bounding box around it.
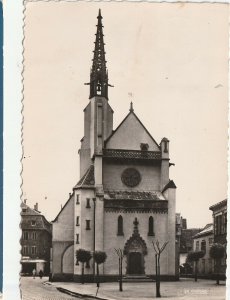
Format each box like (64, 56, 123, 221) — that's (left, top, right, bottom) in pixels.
(209, 199, 227, 211)
(52, 193, 74, 223)
(74, 164, 95, 189)
(21, 202, 41, 216)
(193, 223, 213, 239)
(105, 110, 160, 150)
(162, 180, 177, 193)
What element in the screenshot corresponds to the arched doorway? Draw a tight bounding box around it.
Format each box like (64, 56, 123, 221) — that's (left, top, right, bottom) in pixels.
(124, 218, 147, 275)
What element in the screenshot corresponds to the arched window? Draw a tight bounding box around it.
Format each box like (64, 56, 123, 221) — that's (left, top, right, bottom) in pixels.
(148, 216, 154, 236)
(201, 240, 206, 254)
(117, 215, 124, 236)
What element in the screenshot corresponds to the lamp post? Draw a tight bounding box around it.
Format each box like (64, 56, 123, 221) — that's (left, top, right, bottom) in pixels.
(92, 197, 96, 282)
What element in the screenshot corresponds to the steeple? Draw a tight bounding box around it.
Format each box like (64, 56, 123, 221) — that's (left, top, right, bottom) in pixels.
(86, 9, 112, 99)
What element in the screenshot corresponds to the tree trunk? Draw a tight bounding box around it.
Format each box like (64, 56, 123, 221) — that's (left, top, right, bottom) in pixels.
(156, 255, 161, 298)
(97, 263, 100, 288)
(81, 262, 85, 284)
(216, 259, 220, 285)
(194, 261, 197, 282)
(120, 257, 123, 292)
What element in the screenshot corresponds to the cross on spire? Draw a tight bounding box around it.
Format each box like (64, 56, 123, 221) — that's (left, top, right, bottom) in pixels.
(85, 9, 113, 99)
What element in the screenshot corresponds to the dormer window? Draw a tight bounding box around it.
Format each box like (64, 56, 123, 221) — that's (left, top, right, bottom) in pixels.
(31, 220, 36, 226)
(140, 143, 149, 151)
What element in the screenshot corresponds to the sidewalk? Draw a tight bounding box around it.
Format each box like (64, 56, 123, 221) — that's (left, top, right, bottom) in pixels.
(50, 278, 226, 300)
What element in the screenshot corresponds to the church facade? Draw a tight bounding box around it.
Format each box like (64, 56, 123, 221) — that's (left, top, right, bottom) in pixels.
(51, 10, 177, 281)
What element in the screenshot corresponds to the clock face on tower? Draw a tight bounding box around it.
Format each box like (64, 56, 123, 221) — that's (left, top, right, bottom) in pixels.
(121, 168, 141, 187)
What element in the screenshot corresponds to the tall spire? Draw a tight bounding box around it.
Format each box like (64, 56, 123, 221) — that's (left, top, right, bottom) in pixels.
(86, 9, 113, 99)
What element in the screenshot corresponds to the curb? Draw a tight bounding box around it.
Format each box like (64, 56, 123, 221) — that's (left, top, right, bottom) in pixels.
(56, 287, 110, 300)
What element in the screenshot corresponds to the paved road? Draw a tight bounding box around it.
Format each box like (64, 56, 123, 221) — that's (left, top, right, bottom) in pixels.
(20, 277, 81, 300)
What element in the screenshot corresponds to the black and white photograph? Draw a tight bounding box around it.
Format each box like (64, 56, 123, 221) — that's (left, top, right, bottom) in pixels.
(19, 1, 228, 299)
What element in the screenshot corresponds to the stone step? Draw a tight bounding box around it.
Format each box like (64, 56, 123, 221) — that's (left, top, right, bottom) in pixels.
(122, 275, 155, 282)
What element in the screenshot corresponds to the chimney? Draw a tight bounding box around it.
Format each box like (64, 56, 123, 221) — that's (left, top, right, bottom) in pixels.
(34, 202, 38, 211)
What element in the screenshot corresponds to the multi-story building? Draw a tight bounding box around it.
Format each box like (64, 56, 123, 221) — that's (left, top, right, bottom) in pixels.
(192, 224, 214, 275)
(20, 200, 52, 275)
(209, 199, 227, 274)
(52, 10, 177, 282)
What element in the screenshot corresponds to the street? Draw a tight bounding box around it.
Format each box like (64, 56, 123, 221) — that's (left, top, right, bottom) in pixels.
(20, 277, 79, 300)
(20, 276, 226, 300)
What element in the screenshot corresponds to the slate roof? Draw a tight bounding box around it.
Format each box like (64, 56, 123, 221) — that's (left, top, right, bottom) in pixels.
(193, 223, 213, 239)
(104, 190, 165, 201)
(105, 110, 160, 150)
(74, 165, 95, 189)
(21, 202, 52, 233)
(21, 202, 41, 216)
(162, 180, 177, 193)
(209, 199, 227, 211)
(103, 149, 161, 160)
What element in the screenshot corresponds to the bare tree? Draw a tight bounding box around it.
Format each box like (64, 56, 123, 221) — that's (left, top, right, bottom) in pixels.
(115, 248, 124, 291)
(152, 240, 168, 298)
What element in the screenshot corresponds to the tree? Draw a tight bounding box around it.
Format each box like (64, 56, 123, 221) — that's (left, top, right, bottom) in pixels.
(152, 240, 168, 298)
(94, 251, 107, 289)
(186, 251, 204, 282)
(209, 243, 225, 285)
(76, 249, 92, 284)
(115, 248, 124, 292)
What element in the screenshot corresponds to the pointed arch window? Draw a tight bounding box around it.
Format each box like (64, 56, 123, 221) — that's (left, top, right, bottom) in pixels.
(117, 215, 124, 236)
(148, 216, 155, 236)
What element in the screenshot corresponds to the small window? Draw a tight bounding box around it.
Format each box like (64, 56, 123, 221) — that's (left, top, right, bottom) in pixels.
(22, 231, 29, 240)
(76, 194, 80, 205)
(31, 246, 37, 255)
(86, 198, 91, 208)
(140, 143, 149, 151)
(76, 234, 79, 244)
(195, 241, 199, 251)
(209, 238, 213, 245)
(22, 246, 29, 255)
(31, 232, 37, 240)
(22, 208, 27, 213)
(201, 240, 206, 254)
(31, 220, 36, 226)
(86, 220, 91, 230)
(148, 216, 155, 236)
(164, 141, 168, 153)
(76, 216, 80, 226)
(117, 215, 124, 236)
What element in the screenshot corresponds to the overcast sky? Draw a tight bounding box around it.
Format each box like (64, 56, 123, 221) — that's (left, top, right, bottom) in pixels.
(22, 2, 228, 228)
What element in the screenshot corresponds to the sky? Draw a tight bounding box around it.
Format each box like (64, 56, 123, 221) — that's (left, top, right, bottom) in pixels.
(22, 2, 228, 228)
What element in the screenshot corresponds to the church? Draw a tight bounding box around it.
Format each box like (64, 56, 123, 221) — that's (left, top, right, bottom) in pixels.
(51, 10, 177, 281)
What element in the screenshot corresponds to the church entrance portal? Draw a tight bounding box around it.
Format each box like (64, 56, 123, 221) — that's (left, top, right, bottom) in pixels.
(124, 218, 148, 275)
(128, 252, 143, 275)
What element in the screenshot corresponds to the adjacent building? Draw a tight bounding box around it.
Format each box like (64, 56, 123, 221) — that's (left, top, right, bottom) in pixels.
(192, 223, 214, 275)
(20, 200, 52, 275)
(209, 199, 227, 274)
(52, 10, 177, 282)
